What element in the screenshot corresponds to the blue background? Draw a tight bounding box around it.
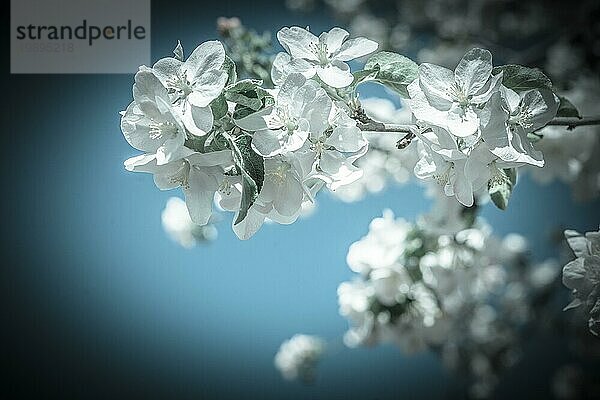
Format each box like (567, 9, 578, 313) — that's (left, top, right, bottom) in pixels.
(4, 1, 600, 398)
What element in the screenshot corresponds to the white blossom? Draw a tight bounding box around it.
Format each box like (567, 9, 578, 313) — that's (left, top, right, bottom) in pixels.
(152, 41, 227, 136)
(563, 228, 600, 336)
(235, 73, 331, 157)
(121, 68, 189, 166)
(124, 150, 233, 225)
(407, 48, 502, 138)
(274, 334, 325, 382)
(273, 26, 377, 88)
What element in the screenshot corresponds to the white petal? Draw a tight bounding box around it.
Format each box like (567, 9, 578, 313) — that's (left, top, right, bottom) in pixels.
(334, 37, 378, 61)
(187, 150, 233, 167)
(121, 102, 161, 152)
(316, 61, 353, 88)
(185, 41, 225, 81)
(418, 64, 454, 108)
(187, 70, 228, 107)
(182, 103, 214, 136)
(234, 106, 273, 132)
(454, 48, 493, 96)
(277, 27, 319, 61)
(152, 57, 183, 85)
(452, 159, 474, 206)
(133, 67, 170, 106)
(233, 206, 266, 240)
(322, 27, 349, 53)
(326, 125, 367, 152)
(274, 176, 304, 216)
(565, 230, 589, 258)
(407, 79, 451, 127)
(251, 129, 284, 157)
(156, 134, 185, 165)
(446, 104, 479, 138)
(522, 89, 560, 131)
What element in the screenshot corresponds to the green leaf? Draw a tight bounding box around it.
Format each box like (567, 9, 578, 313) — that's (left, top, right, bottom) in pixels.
(227, 134, 265, 225)
(222, 55, 237, 86)
(364, 52, 418, 98)
(225, 79, 270, 111)
(492, 64, 552, 93)
(556, 96, 582, 119)
(173, 40, 184, 61)
(210, 94, 228, 120)
(489, 168, 517, 210)
(351, 68, 378, 87)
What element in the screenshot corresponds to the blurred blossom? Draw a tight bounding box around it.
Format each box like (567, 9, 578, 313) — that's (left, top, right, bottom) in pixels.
(552, 364, 584, 400)
(274, 334, 325, 383)
(336, 196, 559, 397)
(562, 227, 600, 336)
(161, 197, 217, 248)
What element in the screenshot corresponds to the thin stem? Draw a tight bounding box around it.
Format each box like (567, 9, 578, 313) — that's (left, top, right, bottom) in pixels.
(354, 113, 600, 148)
(546, 117, 600, 130)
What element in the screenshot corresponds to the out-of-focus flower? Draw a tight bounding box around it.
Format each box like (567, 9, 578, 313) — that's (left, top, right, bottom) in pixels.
(161, 197, 218, 248)
(274, 334, 325, 383)
(563, 228, 600, 336)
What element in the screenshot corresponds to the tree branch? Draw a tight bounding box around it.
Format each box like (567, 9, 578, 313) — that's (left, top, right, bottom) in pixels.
(546, 117, 600, 130)
(354, 110, 600, 149)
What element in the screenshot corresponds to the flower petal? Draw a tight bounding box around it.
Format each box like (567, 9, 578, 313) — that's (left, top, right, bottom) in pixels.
(418, 63, 454, 108)
(185, 41, 225, 82)
(454, 48, 493, 96)
(234, 106, 273, 132)
(182, 103, 214, 136)
(152, 57, 183, 85)
(251, 129, 284, 157)
(277, 27, 319, 61)
(316, 61, 353, 88)
(187, 70, 228, 107)
(446, 104, 480, 138)
(334, 37, 378, 61)
(322, 27, 349, 53)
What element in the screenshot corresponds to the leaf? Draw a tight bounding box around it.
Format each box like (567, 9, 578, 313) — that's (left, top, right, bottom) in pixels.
(351, 68, 378, 86)
(489, 168, 517, 210)
(225, 79, 268, 111)
(173, 40, 184, 61)
(222, 55, 237, 86)
(227, 134, 265, 225)
(492, 64, 552, 93)
(364, 52, 418, 98)
(210, 94, 228, 120)
(556, 96, 582, 119)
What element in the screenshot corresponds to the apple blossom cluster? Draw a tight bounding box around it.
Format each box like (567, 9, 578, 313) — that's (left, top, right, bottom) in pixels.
(562, 227, 600, 336)
(337, 196, 559, 398)
(408, 48, 559, 208)
(274, 334, 325, 383)
(121, 27, 378, 240)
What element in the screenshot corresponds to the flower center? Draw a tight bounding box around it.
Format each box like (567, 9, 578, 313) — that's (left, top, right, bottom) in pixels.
(169, 161, 191, 189)
(447, 83, 470, 107)
(149, 120, 179, 140)
(165, 69, 193, 100)
(509, 105, 534, 130)
(488, 163, 509, 188)
(309, 40, 330, 66)
(218, 178, 234, 196)
(433, 164, 453, 186)
(267, 162, 291, 185)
